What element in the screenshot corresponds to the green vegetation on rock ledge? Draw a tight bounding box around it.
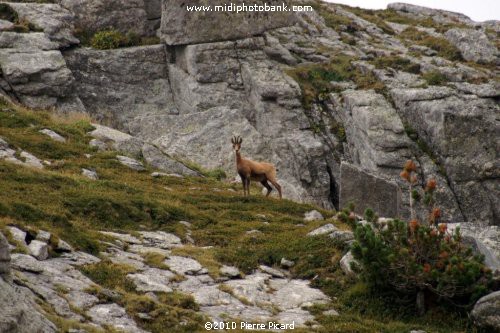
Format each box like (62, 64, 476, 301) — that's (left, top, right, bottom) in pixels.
(287, 55, 384, 109)
(76, 29, 161, 50)
(400, 27, 463, 61)
(0, 99, 488, 332)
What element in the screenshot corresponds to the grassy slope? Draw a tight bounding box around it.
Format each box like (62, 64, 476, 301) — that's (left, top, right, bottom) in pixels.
(0, 99, 478, 332)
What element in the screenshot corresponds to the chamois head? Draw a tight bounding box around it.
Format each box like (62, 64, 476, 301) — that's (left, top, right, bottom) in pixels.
(231, 136, 242, 152)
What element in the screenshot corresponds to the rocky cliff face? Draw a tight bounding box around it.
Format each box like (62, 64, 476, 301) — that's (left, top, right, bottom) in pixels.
(0, 0, 498, 224)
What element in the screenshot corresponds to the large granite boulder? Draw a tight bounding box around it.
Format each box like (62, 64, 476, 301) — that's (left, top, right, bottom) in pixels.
(0, 49, 82, 111)
(64, 45, 176, 129)
(88, 123, 144, 157)
(471, 291, 500, 331)
(335, 90, 413, 174)
(57, 0, 151, 36)
(339, 162, 402, 218)
(391, 86, 500, 225)
(445, 28, 499, 64)
(0, 277, 57, 333)
(387, 3, 474, 25)
(160, 0, 297, 45)
(141, 143, 201, 177)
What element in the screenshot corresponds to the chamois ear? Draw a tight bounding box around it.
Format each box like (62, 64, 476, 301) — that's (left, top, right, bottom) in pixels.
(237, 136, 243, 144)
(231, 137, 235, 144)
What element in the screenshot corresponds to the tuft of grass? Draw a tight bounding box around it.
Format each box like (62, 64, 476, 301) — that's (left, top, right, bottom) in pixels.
(80, 260, 137, 292)
(171, 245, 222, 278)
(142, 252, 169, 269)
(372, 56, 421, 74)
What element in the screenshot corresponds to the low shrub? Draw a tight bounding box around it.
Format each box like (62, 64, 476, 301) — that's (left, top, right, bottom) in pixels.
(351, 160, 492, 314)
(90, 30, 123, 50)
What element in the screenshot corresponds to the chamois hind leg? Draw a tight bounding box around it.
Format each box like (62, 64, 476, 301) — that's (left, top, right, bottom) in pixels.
(261, 180, 273, 197)
(269, 179, 282, 199)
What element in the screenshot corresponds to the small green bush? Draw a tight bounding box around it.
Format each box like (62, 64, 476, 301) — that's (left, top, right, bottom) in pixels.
(90, 30, 123, 50)
(352, 161, 492, 314)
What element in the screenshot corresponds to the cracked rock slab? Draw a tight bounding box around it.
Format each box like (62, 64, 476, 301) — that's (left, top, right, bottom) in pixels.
(127, 268, 175, 293)
(139, 231, 182, 249)
(164, 256, 205, 275)
(87, 303, 148, 333)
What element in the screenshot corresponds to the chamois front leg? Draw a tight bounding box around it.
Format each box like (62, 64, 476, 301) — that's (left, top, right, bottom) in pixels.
(245, 178, 251, 196)
(240, 175, 248, 196)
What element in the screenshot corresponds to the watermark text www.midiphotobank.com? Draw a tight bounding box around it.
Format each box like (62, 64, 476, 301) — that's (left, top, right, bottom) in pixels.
(186, 2, 313, 13)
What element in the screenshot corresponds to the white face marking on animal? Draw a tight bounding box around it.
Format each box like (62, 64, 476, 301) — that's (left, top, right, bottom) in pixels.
(231, 136, 242, 152)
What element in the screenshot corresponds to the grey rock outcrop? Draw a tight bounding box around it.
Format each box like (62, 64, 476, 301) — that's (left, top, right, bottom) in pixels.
(0, 32, 59, 51)
(86, 303, 148, 333)
(387, 3, 474, 25)
(307, 223, 337, 236)
(81, 168, 98, 180)
(88, 123, 143, 157)
(340, 251, 358, 277)
(0, 232, 10, 276)
(445, 28, 499, 64)
(39, 129, 66, 142)
(0, 233, 57, 332)
(65, 45, 175, 130)
(57, 0, 151, 37)
(304, 210, 324, 222)
(0, 49, 79, 110)
(471, 291, 500, 331)
(28, 240, 49, 261)
(340, 162, 402, 219)
(142, 143, 200, 177)
(0, 277, 57, 333)
(391, 87, 499, 224)
(117, 155, 145, 171)
(160, 0, 296, 45)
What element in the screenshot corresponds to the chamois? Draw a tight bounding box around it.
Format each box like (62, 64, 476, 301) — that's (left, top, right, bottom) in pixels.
(231, 136, 282, 199)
